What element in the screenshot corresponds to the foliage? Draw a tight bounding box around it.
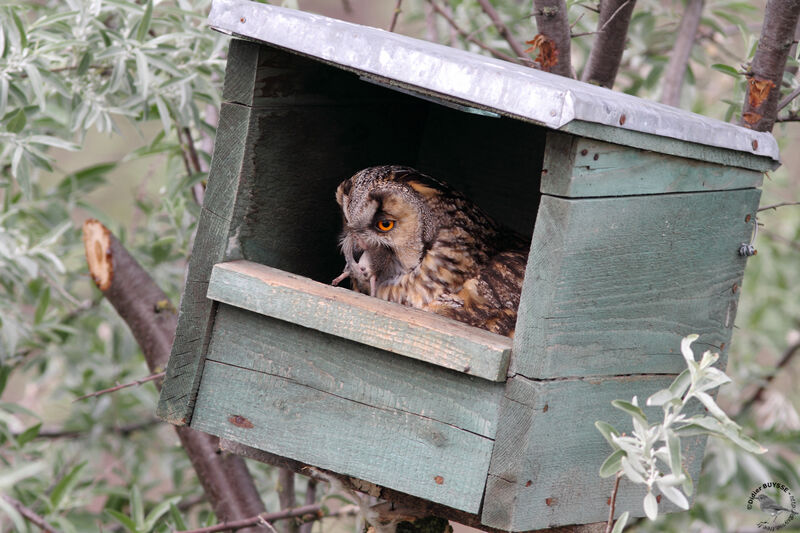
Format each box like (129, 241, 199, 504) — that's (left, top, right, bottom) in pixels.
(597, 335, 766, 527)
(0, 1, 799, 532)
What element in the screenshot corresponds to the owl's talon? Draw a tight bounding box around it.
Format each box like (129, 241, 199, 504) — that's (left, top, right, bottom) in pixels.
(332, 270, 350, 286)
(369, 275, 377, 297)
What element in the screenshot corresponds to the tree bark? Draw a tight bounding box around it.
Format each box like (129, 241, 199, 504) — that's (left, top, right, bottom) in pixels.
(533, 0, 574, 77)
(660, 0, 705, 107)
(82, 219, 267, 532)
(581, 0, 637, 88)
(740, 0, 800, 132)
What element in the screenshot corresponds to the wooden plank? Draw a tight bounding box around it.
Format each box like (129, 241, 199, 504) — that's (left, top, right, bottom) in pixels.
(481, 375, 706, 531)
(542, 132, 763, 197)
(221, 39, 261, 106)
(207, 304, 504, 437)
(207, 260, 512, 382)
(561, 119, 779, 172)
(156, 102, 254, 425)
(191, 360, 495, 513)
(512, 188, 761, 379)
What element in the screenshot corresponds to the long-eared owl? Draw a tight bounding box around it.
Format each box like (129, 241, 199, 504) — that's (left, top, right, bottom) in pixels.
(333, 165, 529, 338)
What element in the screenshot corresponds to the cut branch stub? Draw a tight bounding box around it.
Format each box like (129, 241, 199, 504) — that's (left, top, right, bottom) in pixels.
(83, 219, 112, 291)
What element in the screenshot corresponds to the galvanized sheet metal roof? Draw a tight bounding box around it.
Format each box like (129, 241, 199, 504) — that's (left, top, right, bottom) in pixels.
(208, 0, 780, 162)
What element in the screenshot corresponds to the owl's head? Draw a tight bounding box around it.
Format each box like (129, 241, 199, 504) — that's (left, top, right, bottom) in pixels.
(335, 165, 444, 294)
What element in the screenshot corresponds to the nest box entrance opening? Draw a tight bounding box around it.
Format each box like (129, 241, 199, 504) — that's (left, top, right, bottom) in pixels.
(226, 41, 546, 288)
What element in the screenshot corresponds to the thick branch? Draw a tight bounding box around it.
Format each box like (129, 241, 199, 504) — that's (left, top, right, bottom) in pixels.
(476, 0, 529, 59)
(1, 495, 59, 533)
(581, 0, 637, 88)
(533, 0, 574, 77)
(660, 0, 705, 106)
(82, 219, 266, 532)
(740, 0, 800, 132)
(299, 479, 317, 533)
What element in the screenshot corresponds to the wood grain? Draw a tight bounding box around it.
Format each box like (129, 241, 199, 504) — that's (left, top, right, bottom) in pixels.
(482, 375, 706, 531)
(207, 260, 512, 381)
(561, 120, 778, 172)
(191, 360, 495, 513)
(512, 188, 761, 379)
(156, 101, 253, 425)
(542, 132, 763, 197)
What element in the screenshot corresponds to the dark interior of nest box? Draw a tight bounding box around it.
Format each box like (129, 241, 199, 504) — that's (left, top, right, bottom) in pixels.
(229, 43, 546, 285)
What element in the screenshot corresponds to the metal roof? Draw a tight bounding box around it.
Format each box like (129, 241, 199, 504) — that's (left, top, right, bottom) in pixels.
(208, 0, 779, 162)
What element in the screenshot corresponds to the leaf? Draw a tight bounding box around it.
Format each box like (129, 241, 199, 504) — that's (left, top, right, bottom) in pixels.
(16, 422, 41, 447)
(610, 511, 630, 533)
(599, 449, 626, 478)
(712, 63, 740, 77)
(137, 0, 154, 41)
(620, 456, 646, 484)
(693, 391, 730, 422)
(131, 485, 144, 529)
(143, 496, 181, 531)
(666, 429, 681, 477)
(668, 369, 691, 399)
(29, 135, 79, 151)
(24, 63, 46, 110)
(78, 50, 93, 77)
(0, 365, 11, 396)
(50, 461, 87, 511)
(657, 483, 689, 509)
(646, 388, 674, 407)
(0, 461, 46, 490)
(612, 399, 648, 426)
(169, 503, 187, 530)
(6, 108, 26, 133)
(595, 421, 620, 448)
(106, 509, 137, 533)
(680, 334, 699, 364)
(643, 491, 659, 520)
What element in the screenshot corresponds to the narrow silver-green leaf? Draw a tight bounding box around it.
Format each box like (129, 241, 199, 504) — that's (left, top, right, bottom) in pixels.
(610, 511, 630, 533)
(596, 420, 620, 448)
(599, 449, 626, 478)
(643, 491, 659, 520)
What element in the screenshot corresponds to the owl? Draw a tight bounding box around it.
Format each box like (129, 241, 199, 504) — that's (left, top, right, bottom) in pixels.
(333, 165, 529, 338)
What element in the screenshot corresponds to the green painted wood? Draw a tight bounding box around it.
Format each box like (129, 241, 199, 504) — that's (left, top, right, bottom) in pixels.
(561, 119, 779, 172)
(542, 132, 763, 197)
(156, 101, 254, 425)
(221, 39, 261, 106)
(481, 375, 706, 531)
(191, 360, 495, 513)
(207, 303, 504, 438)
(512, 188, 761, 379)
(207, 260, 512, 382)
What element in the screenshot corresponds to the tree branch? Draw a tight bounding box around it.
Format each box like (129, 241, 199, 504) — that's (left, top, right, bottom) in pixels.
(476, 0, 530, 59)
(740, 0, 800, 132)
(758, 201, 800, 211)
(82, 219, 267, 533)
(739, 340, 800, 414)
(389, 0, 403, 32)
(1, 494, 60, 533)
(278, 469, 299, 533)
(581, 0, 637, 88)
(298, 479, 317, 533)
(660, 0, 704, 106)
(176, 504, 359, 533)
(426, 1, 523, 64)
(73, 371, 165, 402)
(777, 84, 800, 111)
(533, 0, 574, 77)
(604, 472, 622, 533)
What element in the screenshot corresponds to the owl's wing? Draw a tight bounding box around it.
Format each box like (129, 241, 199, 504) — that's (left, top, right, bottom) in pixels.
(425, 249, 528, 338)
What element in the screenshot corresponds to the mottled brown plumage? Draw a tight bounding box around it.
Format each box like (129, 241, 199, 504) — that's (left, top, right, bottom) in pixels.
(333, 165, 529, 337)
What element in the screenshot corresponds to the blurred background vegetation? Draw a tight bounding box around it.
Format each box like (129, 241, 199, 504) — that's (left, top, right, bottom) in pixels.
(0, 0, 798, 532)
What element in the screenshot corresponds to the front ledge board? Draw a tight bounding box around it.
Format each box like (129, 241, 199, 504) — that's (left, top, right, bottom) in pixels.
(207, 260, 512, 381)
(207, 0, 779, 164)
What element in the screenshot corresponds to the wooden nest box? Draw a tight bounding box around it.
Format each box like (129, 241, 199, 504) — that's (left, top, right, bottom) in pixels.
(157, 1, 779, 530)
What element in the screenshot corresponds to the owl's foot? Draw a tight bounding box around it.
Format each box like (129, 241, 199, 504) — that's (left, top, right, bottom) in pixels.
(369, 275, 377, 297)
(332, 270, 350, 286)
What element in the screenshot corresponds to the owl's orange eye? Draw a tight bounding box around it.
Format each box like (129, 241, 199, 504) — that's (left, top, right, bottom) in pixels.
(376, 219, 395, 232)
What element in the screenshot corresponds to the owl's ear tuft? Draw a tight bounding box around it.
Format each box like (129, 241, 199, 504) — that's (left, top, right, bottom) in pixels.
(407, 180, 440, 200)
(335, 179, 353, 207)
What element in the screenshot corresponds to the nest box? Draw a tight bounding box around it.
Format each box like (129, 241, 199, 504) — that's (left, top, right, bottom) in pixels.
(157, 1, 779, 530)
